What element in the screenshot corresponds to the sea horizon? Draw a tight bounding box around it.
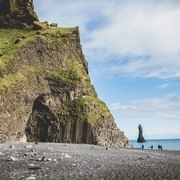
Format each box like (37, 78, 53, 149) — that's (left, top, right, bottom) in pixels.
(130, 137, 180, 141)
(130, 138, 180, 151)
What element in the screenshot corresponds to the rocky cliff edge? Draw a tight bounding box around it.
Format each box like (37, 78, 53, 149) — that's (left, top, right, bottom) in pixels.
(0, 0, 130, 148)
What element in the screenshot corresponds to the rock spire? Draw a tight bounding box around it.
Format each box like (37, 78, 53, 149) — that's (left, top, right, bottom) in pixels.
(137, 124, 146, 143)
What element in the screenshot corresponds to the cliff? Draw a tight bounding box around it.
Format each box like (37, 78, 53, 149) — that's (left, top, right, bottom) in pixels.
(0, 0, 38, 29)
(0, 0, 130, 147)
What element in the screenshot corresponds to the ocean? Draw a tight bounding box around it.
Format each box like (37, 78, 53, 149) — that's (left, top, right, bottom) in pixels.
(130, 139, 180, 151)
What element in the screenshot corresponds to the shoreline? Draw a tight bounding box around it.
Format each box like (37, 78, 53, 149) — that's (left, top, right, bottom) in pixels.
(131, 147, 180, 152)
(130, 139, 180, 151)
(0, 142, 180, 179)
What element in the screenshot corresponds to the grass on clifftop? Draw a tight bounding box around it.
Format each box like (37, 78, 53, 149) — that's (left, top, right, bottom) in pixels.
(0, 29, 37, 73)
(0, 26, 78, 73)
(0, 26, 78, 92)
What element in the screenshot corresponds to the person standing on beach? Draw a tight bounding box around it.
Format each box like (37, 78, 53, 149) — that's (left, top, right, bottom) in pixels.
(158, 145, 163, 150)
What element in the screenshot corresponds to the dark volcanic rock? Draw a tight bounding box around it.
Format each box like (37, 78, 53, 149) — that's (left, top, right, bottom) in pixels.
(137, 124, 146, 143)
(0, 1, 131, 148)
(0, 0, 38, 29)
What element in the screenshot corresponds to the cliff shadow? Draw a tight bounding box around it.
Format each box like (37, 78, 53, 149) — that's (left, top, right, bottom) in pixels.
(25, 94, 97, 144)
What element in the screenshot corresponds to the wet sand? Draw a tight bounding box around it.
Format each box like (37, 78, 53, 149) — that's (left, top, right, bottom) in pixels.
(0, 142, 179, 180)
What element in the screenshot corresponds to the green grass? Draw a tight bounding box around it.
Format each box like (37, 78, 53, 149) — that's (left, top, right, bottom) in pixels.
(39, 26, 78, 44)
(0, 27, 79, 92)
(0, 72, 25, 92)
(69, 96, 111, 124)
(0, 25, 111, 138)
(0, 26, 78, 73)
(45, 56, 90, 88)
(0, 29, 37, 73)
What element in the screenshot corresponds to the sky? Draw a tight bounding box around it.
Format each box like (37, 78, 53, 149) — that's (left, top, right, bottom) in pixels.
(34, 0, 180, 140)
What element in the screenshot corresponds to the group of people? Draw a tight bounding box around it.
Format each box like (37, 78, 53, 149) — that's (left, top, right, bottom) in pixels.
(141, 144, 163, 150)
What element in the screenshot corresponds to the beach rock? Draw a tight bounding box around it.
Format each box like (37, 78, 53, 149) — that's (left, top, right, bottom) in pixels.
(41, 156, 48, 162)
(25, 145, 33, 149)
(24, 152, 35, 157)
(27, 164, 35, 167)
(62, 153, 71, 158)
(26, 175, 36, 180)
(36, 156, 52, 162)
(28, 166, 42, 170)
(24, 149, 36, 157)
(9, 145, 15, 149)
(37, 158, 42, 161)
(10, 155, 17, 161)
(47, 158, 52, 161)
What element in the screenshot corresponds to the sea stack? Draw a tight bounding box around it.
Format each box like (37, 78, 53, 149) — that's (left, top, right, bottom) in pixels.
(0, 0, 131, 148)
(137, 124, 146, 143)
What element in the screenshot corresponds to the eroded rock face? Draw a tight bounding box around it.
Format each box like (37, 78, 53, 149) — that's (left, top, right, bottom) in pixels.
(25, 92, 129, 147)
(0, 30, 130, 147)
(0, 1, 131, 148)
(0, 0, 38, 28)
(26, 93, 95, 143)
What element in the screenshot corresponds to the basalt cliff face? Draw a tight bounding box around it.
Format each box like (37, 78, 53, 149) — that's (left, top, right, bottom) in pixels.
(0, 0, 130, 147)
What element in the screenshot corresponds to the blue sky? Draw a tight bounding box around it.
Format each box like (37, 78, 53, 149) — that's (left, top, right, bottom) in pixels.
(34, 0, 180, 140)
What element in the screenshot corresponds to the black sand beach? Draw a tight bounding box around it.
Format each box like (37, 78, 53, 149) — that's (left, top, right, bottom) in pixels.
(0, 142, 179, 180)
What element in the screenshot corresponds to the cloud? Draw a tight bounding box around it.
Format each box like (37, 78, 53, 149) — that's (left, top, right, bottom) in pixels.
(109, 93, 180, 139)
(34, 0, 180, 139)
(86, 1, 180, 56)
(34, 0, 180, 79)
(93, 55, 180, 79)
(109, 94, 180, 120)
(158, 83, 170, 89)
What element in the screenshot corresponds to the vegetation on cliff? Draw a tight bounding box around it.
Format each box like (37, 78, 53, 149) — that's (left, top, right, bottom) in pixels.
(0, 0, 130, 147)
(0, 26, 81, 92)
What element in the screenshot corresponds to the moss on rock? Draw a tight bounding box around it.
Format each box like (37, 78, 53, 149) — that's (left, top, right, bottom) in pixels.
(0, 29, 37, 73)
